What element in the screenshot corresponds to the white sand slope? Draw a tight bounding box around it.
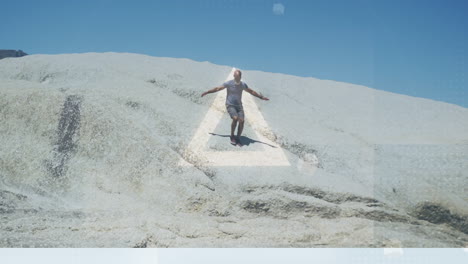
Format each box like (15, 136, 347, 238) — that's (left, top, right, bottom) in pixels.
(0, 52, 467, 247)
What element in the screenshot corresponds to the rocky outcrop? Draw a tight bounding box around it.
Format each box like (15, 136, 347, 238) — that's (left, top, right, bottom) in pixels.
(0, 49, 27, 59)
(0, 52, 467, 247)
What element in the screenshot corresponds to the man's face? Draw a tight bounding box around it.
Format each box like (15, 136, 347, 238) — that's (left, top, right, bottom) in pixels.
(234, 70, 242, 82)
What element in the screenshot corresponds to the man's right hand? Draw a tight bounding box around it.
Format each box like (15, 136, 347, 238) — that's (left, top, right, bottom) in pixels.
(201, 92, 208, 97)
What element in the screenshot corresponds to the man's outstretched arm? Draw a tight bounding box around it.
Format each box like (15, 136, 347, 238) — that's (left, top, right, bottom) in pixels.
(245, 88, 269, 101)
(201, 85, 225, 97)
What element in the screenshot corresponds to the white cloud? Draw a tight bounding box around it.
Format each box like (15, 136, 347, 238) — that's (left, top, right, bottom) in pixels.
(273, 3, 285, 15)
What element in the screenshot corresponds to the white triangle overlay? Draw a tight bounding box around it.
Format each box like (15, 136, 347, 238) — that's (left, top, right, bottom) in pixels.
(179, 68, 291, 166)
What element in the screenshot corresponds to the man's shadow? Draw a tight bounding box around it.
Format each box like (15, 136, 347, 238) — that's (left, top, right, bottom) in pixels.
(209, 133, 277, 148)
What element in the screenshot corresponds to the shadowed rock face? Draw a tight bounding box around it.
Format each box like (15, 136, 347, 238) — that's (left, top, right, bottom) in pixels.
(0, 49, 27, 59)
(46, 95, 82, 179)
(413, 202, 468, 235)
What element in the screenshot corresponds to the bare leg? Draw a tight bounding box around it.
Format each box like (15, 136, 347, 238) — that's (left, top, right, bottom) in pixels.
(237, 119, 244, 137)
(231, 116, 238, 137)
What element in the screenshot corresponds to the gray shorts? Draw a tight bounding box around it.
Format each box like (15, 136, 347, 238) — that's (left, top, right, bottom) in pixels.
(226, 104, 244, 119)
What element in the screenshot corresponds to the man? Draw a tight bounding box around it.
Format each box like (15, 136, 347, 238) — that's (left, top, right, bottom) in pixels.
(201, 69, 269, 146)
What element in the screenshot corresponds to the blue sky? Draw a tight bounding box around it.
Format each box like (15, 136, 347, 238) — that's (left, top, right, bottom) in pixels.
(1, 0, 467, 107)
